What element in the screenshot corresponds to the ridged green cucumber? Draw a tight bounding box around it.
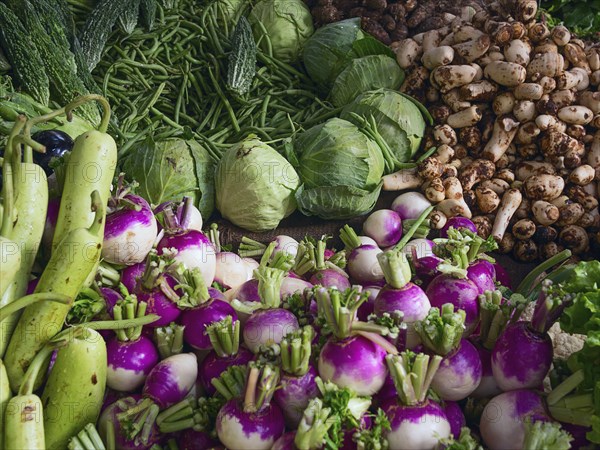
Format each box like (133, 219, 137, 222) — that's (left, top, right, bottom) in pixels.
(41, 327, 107, 450)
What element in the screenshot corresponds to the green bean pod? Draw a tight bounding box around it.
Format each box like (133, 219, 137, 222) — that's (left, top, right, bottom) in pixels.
(4, 191, 105, 391)
(0, 162, 48, 357)
(3, 394, 45, 450)
(41, 327, 107, 450)
(51, 129, 116, 251)
(0, 359, 12, 445)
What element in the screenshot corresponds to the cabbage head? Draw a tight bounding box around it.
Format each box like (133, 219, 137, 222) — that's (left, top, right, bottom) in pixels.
(249, 0, 314, 64)
(330, 55, 404, 107)
(288, 118, 384, 219)
(215, 135, 300, 232)
(341, 89, 426, 170)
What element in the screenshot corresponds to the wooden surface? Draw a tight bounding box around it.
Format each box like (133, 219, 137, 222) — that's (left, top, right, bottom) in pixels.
(214, 191, 538, 287)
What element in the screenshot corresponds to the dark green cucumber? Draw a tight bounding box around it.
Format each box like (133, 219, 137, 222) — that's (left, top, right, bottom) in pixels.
(226, 16, 257, 96)
(0, 3, 50, 105)
(79, 0, 130, 71)
(12, 1, 101, 126)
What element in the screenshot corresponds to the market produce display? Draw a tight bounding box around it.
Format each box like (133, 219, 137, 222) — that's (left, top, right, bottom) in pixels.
(0, 0, 599, 449)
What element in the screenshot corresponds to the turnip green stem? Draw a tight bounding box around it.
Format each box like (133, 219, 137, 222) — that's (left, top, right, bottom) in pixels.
(82, 315, 159, 330)
(294, 398, 334, 450)
(176, 267, 210, 307)
(377, 250, 412, 289)
(478, 290, 505, 350)
(315, 287, 367, 339)
(68, 424, 106, 450)
(112, 296, 148, 341)
(98, 262, 121, 286)
(0, 293, 71, 322)
(157, 396, 222, 434)
(255, 265, 286, 309)
(238, 236, 266, 258)
(523, 419, 573, 450)
(206, 316, 240, 357)
(386, 352, 442, 406)
(402, 219, 430, 239)
(516, 250, 572, 296)
(339, 225, 362, 251)
(155, 323, 185, 359)
(415, 303, 465, 356)
(547, 370, 585, 406)
(211, 365, 247, 400)
(280, 325, 313, 376)
(294, 240, 317, 276)
(208, 223, 221, 253)
(394, 206, 434, 251)
(105, 421, 116, 450)
(179, 197, 193, 231)
(243, 362, 280, 413)
(531, 281, 572, 334)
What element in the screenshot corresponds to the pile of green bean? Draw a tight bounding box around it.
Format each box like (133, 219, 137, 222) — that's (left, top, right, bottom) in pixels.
(93, 0, 338, 155)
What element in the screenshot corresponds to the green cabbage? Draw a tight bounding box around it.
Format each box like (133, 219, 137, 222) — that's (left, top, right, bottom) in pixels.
(288, 118, 384, 219)
(215, 135, 300, 231)
(330, 55, 404, 107)
(120, 137, 216, 219)
(341, 89, 426, 168)
(249, 0, 314, 64)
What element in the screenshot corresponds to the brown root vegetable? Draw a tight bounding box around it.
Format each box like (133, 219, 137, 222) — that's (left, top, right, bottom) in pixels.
(458, 126, 482, 150)
(496, 168, 515, 183)
(527, 52, 565, 78)
(491, 188, 522, 241)
(484, 61, 527, 86)
(513, 100, 536, 122)
(578, 91, 600, 114)
(513, 239, 538, 262)
(395, 38, 422, 69)
(516, 143, 538, 159)
(550, 25, 571, 46)
(472, 215, 493, 238)
(422, 46, 455, 69)
(515, 122, 541, 145)
(559, 225, 589, 254)
(446, 105, 482, 128)
(453, 35, 491, 62)
(424, 177, 446, 202)
(515, 161, 556, 181)
(532, 200, 560, 225)
(514, 83, 543, 101)
(459, 80, 498, 101)
(480, 178, 510, 195)
(503, 39, 531, 66)
(434, 144, 455, 163)
(433, 124, 458, 146)
(540, 242, 562, 259)
(498, 0, 538, 22)
(563, 42, 590, 71)
(459, 158, 496, 190)
(540, 130, 584, 158)
(418, 157, 444, 180)
(481, 115, 520, 161)
(429, 209, 447, 229)
(532, 225, 558, 243)
(382, 168, 422, 191)
(564, 185, 599, 211)
(512, 218, 536, 240)
(432, 64, 479, 93)
(493, 92, 516, 115)
(569, 165, 596, 186)
(557, 106, 594, 125)
(528, 23, 550, 43)
(557, 202, 585, 226)
(497, 231, 516, 253)
(589, 131, 600, 168)
(475, 185, 500, 213)
(442, 89, 472, 112)
(523, 174, 565, 201)
(436, 198, 472, 218)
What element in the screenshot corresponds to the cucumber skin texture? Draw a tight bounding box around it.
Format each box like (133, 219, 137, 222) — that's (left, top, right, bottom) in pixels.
(0, 360, 12, 445)
(41, 328, 107, 450)
(4, 225, 102, 391)
(52, 130, 117, 251)
(0, 3, 50, 105)
(0, 164, 48, 358)
(0, 237, 20, 299)
(3, 394, 45, 450)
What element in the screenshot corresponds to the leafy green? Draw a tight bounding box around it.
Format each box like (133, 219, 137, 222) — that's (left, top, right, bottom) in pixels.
(248, 0, 314, 64)
(291, 118, 384, 191)
(341, 89, 426, 167)
(295, 182, 383, 220)
(302, 18, 364, 88)
(330, 55, 404, 107)
(215, 135, 299, 231)
(540, 0, 600, 38)
(120, 137, 216, 219)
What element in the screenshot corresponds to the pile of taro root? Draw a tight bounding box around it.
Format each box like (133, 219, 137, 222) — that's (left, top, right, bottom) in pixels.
(311, 0, 600, 262)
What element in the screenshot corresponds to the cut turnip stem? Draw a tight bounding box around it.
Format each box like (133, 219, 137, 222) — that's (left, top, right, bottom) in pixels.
(216, 362, 284, 450)
(274, 326, 319, 428)
(522, 419, 573, 450)
(156, 391, 228, 434)
(106, 294, 159, 392)
(67, 423, 106, 450)
(309, 238, 350, 290)
(415, 304, 482, 401)
(316, 287, 396, 396)
(293, 398, 334, 450)
(383, 352, 451, 450)
(199, 316, 253, 395)
(154, 323, 185, 359)
(375, 250, 430, 349)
